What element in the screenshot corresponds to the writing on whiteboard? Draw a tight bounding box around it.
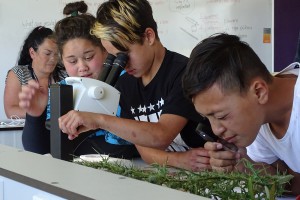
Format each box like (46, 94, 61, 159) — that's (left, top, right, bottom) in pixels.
(206, 0, 241, 3)
(169, 0, 194, 14)
(21, 20, 58, 29)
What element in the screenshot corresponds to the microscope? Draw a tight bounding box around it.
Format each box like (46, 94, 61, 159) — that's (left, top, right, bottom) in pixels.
(50, 53, 128, 161)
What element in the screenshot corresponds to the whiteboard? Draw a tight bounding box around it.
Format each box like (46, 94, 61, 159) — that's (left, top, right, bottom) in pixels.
(0, 0, 273, 119)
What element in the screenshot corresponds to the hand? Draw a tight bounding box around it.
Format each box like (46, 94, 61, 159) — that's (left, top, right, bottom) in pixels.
(175, 147, 211, 171)
(204, 141, 244, 172)
(58, 110, 101, 140)
(18, 80, 48, 116)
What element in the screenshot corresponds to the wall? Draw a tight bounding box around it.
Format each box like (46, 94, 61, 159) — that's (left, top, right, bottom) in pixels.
(0, 0, 105, 120)
(0, 0, 273, 119)
(274, 0, 300, 71)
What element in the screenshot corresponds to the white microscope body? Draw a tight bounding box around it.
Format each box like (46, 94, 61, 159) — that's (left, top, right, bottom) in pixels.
(65, 77, 120, 116)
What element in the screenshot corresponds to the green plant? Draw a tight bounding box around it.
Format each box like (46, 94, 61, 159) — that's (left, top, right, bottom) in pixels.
(75, 158, 292, 200)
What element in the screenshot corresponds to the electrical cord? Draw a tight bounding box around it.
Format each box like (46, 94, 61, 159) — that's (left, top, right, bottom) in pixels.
(0, 115, 25, 127)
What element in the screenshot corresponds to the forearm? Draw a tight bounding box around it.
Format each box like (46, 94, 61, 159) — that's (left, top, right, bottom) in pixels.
(238, 152, 292, 174)
(235, 154, 279, 174)
(136, 145, 187, 170)
(236, 157, 300, 195)
(136, 145, 211, 171)
(4, 71, 25, 118)
(60, 111, 186, 149)
(286, 168, 300, 195)
(5, 106, 26, 119)
(136, 145, 171, 166)
(98, 114, 183, 149)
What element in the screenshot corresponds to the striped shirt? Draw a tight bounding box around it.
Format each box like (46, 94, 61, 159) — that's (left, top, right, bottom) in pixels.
(7, 65, 68, 120)
(7, 65, 33, 85)
(6, 65, 68, 85)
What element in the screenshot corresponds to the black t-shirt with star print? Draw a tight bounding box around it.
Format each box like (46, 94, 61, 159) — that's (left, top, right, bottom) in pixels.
(115, 49, 207, 149)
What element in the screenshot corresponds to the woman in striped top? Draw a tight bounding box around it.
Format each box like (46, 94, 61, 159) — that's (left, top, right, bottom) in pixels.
(4, 26, 67, 119)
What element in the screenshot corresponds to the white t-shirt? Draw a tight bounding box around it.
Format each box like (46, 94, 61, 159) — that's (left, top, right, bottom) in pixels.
(247, 62, 300, 172)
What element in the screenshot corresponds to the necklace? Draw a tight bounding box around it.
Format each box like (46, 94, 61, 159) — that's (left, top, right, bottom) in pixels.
(29, 65, 52, 87)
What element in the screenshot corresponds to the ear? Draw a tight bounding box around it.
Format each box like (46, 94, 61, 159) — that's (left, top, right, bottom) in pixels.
(29, 47, 36, 59)
(249, 79, 269, 104)
(144, 28, 156, 45)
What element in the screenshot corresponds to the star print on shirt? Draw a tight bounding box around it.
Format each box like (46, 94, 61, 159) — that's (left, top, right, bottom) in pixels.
(131, 107, 135, 114)
(138, 105, 143, 113)
(142, 105, 147, 112)
(130, 98, 165, 122)
(159, 98, 164, 107)
(148, 103, 155, 111)
(156, 101, 160, 109)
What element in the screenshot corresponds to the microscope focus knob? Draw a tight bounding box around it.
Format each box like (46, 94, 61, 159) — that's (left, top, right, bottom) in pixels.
(88, 86, 104, 99)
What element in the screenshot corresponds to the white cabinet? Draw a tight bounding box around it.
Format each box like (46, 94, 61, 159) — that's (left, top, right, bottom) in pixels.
(0, 129, 23, 150)
(0, 176, 65, 200)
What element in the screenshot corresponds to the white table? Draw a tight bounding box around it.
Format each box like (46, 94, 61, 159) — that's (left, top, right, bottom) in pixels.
(0, 145, 209, 200)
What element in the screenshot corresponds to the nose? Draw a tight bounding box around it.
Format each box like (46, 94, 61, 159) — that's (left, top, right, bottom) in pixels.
(209, 118, 226, 137)
(77, 60, 88, 72)
(49, 52, 58, 62)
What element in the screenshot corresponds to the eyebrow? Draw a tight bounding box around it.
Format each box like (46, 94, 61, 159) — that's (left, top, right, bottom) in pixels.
(64, 49, 95, 59)
(42, 49, 52, 52)
(42, 48, 58, 54)
(200, 110, 218, 117)
(64, 55, 76, 59)
(205, 112, 215, 117)
(198, 112, 206, 118)
(83, 49, 95, 54)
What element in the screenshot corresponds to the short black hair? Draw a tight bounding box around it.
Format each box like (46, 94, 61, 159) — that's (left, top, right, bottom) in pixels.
(182, 33, 273, 99)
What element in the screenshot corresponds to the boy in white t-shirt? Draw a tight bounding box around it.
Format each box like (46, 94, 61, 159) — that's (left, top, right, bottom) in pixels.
(182, 33, 300, 195)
